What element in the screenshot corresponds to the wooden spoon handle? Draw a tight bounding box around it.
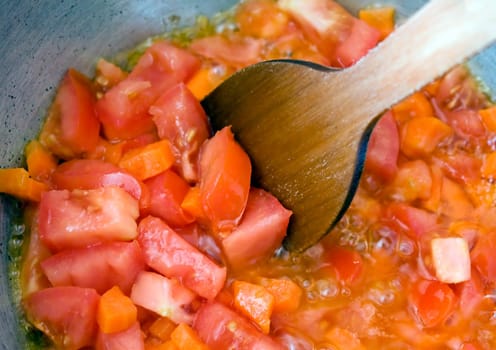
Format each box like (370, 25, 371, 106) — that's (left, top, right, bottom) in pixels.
(332, 0, 496, 126)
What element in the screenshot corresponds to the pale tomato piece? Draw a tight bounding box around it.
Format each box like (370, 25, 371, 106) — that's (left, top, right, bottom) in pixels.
(222, 188, 291, 268)
(150, 83, 210, 182)
(39, 187, 139, 251)
(41, 240, 144, 294)
(193, 302, 284, 350)
(138, 216, 226, 300)
(431, 237, 471, 284)
(130, 271, 197, 325)
(40, 68, 100, 159)
(95, 322, 144, 350)
(145, 170, 194, 228)
(24, 286, 100, 349)
(236, 0, 289, 39)
(52, 159, 144, 200)
(199, 127, 251, 234)
(96, 41, 200, 140)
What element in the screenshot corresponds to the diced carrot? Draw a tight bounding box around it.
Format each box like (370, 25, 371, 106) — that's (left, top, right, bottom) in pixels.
(479, 106, 496, 132)
(440, 177, 474, 220)
(148, 317, 177, 342)
(482, 152, 496, 178)
(392, 92, 434, 124)
(232, 280, 274, 334)
(358, 7, 395, 41)
(215, 288, 234, 307)
(256, 277, 302, 313)
(421, 165, 442, 212)
(431, 237, 471, 283)
(157, 340, 179, 350)
(400, 116, 453, 158)
(25, 140, 58, 182)
(86, 137, 124, 165)
(145, 339, 178, 350)
(118, 140, 175, 181)
(389, 160, 432, 202)
(181, 186, 205, 220)
(0, 168, 49, 201)
(423, 79, 441, 97)
(97, 286, 138, 334)
(325, 327, 366, 350)
(170, 323, 209, 350)
(186, 66, 226, 100)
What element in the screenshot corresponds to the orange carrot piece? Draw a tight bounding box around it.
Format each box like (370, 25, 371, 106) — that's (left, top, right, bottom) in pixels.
(421, 165, 443, 212)
(186, 66, 228, 100)
(479, 106, 496, 132)
(0, 168, 49, 201)
(97, 286, 138, 334)
(170, 323, 209, 350)
(87, 137, 124, 165)
(181, 186, 205, 219)
(145, 339, 178, 350)
(400, 116, 453, 158)
(232, 280, 274, 334)
(423, 79, 441, 97)
(118, 139, 175, 181)
(482, 152, 496, 178)
(148, 317, 177, 342)
(25, 140, 57, 182)
(358, 7, 395, 41)
(257, 277, 302, 313)
(392, 91, 434, 123)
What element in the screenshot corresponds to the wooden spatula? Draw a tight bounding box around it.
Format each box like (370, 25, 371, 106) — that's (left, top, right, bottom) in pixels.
(202, 0, 496, 252)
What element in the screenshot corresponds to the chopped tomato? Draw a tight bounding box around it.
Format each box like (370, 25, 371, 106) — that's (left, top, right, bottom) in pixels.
(39, 187, 139, 251)
(95, 58, 128, 91)
(439, 177, 474, 220)
(236, 0, 290, 39)
(389, 160, 432, 202)
(96, 322, 144, 350)
(39, 68, 100, 159)
(24, 286, 100, 349)
(138, 216, 227, 300)
(0, 168, 49, 202)
(408, 279, 456, 328)
(199, 127, 252, 234)
(232, 280, 275, 334)
(25, 140, 58, 182)
(149, 83, 210, 182)
(444, 109, 486, 139)
(96, 41, 200, 140)
(471, 232, 496, 283)
(193, 302, 283, 350)
(364, 111, 399, 183)
(145, 170, 194, 227)
(190, 35, 264, 68)
(40, 240, 144, 294)
(385, 202, 437, 238)
(130, 271, 197, 325)
(222, 188, 291, 268)
(52, 159, 144, 200)
(434, 153, 482, 184)
(453, 269, 485, 319)
(319, 245, 363, 285)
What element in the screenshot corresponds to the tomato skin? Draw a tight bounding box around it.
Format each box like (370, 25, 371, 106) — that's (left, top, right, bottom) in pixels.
(385, 202, 437, 238)
(52, 159, 144, 200)
(199, 127, 252, 234)
(96, 41, 200, 141)
(150, 83, 210, 182)
(39, 187, 139, 251)
(40, 240, 144, 295)
(145, 170, 194, 227)
(364, 111, 399, 183)
(24, 286, 100, 349)
(40, 68, 100, 159)
(96, 322, 144, 350)
(138, 216, 227, 300)
(222, 188, 291, 268)
(408, 279, 456, 328)
(320, 245, 363, 285)
(193, 302, 284, 350)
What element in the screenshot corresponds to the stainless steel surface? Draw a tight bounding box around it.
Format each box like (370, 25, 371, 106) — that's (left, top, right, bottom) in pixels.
(0, 0, 494, 348)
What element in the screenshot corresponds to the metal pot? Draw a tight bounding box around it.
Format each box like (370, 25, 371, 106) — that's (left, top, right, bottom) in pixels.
(0, 1, 494, 348)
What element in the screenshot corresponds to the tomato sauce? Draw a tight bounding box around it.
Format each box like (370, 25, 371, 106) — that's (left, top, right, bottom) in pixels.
(5, 0, 496, 349)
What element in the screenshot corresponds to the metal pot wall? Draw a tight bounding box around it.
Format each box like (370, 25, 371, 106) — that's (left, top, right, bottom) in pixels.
(0, 1, 494, 348)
